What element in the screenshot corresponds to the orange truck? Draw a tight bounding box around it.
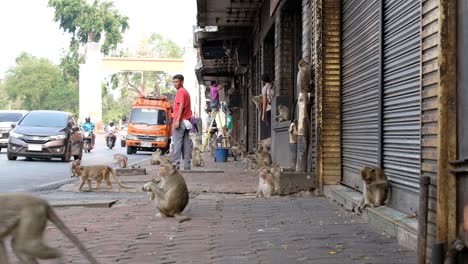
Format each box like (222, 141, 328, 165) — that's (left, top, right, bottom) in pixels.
(125, 94, 172, 154)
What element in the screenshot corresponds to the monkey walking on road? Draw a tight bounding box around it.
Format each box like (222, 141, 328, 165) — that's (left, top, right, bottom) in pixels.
(0, 193, 99, 264)
(73, 165, 132, 191)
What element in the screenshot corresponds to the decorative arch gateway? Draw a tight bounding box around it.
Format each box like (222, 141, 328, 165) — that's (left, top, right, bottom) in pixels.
(78, 43, 184, 124)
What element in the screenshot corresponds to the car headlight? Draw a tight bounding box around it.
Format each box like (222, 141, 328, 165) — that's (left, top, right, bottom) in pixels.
(155, 136, 166, 142)
(49, 134, 67, 140)
(126, 134, 138, 140)
(9, 132, 24, 138)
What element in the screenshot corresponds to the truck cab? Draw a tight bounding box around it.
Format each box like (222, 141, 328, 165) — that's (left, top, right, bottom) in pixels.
(125, 95, 172, 154)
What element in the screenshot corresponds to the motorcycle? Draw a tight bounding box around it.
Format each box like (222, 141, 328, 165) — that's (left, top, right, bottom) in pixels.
(106, 131, 116, 149)
(83, 131, 93, 152)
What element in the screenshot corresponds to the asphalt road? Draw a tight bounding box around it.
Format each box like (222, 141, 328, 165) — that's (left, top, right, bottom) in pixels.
(0, 134, 151, 193)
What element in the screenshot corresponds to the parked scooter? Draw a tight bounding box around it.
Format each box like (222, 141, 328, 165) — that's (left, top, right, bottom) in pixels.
(83, 131, 93, 152)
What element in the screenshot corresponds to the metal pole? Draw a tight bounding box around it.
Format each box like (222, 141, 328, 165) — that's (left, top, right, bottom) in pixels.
(417, 176, 430, 264)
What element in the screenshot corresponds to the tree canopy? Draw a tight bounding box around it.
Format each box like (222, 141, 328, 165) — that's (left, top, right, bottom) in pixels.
(48, 0, 129, 82)
(1, 53, 78, 114)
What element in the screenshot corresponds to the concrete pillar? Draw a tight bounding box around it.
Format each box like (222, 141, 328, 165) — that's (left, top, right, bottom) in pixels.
(79, 42, 103, 124)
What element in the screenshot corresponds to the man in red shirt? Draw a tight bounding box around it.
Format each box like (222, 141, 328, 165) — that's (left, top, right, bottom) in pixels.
(172, 74, 193, 170)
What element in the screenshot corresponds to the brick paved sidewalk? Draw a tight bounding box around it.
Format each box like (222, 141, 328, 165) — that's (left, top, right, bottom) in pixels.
(14, 152, 415, 263)
(28, 195, 414, 264)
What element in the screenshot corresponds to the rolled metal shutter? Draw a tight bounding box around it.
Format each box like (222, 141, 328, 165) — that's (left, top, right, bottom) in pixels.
(341, 0, 380, 190)
(382, 0, 420, 210)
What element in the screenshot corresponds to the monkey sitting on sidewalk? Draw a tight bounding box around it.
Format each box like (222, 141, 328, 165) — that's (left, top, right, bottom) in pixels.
(0, 193, 99, 264)
(356, 166, 391, 213)
(151, 149, 163, 165)
(191, 147, 205, 167)
(142, 163, 191, 223)
(113, 154, 128, 168)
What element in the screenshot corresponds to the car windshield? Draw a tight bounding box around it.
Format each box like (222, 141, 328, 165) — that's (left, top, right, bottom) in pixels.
(129, 108, 166, 125)
(0, 113, 23, 122)
(20, 112, 68, 127)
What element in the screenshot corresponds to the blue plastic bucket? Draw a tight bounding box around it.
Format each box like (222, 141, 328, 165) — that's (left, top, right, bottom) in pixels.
(214, 148, 229, 162)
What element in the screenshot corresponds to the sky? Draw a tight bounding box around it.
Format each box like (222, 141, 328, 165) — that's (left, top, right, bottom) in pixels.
(0, 0, 197, 78)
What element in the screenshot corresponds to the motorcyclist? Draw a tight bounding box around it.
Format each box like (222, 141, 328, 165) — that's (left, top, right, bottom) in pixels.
(82, 117, 95, 147)
(105, 120, 117, 144)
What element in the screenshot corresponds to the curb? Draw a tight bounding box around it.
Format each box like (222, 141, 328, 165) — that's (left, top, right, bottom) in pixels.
(27, 157, 151, 192)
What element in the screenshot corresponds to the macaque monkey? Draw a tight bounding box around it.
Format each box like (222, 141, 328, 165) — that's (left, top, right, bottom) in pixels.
(357, 167, 391, 213)
(244, 154, 258, 171)
(251, 95, 263, 111)
(74, 165, 131, 191)
(240, 143, 248, 158)
(151, 149, 163, 165)
(256, 166, 275, 197)
(255, 148, 272, 168)
(231, 143, 247, 159)
(113, 154, 128, 168)
(275, 105, 290, 122)
(444, 239, 466, 264)
(142, 163, 191, 223)
(70, 159, 81, 177)
(257, 137, 272, 151)
(210, 138, 217, 158)
(191, 147, 205, 167)
(297, 58, 313, 93)
(289, 121, 298, 144)
(0, 193, 98, 264)
(270, 163, 282, 194)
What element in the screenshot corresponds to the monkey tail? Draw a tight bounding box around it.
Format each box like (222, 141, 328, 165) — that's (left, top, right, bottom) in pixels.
(110, 168, 132, 189)
(47, 207, 99, 264)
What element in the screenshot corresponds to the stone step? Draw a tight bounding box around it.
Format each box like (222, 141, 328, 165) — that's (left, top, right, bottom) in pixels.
(324, 185, 418, 250)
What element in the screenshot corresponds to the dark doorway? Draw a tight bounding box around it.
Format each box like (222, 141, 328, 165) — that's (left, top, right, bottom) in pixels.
(260, 27, 275, 140)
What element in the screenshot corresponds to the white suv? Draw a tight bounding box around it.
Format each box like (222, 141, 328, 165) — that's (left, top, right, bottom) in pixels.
(0, 110, 28, 152)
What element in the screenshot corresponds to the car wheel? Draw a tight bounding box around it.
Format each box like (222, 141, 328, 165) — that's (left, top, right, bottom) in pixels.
(62, 143, 71, 162)
(127, 146, 134, 155)
(7, 152, 17, 160)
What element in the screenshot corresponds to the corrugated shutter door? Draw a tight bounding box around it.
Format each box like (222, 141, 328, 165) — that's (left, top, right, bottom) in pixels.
(383, 0, 421, 205)
(341, 0, 380, 190)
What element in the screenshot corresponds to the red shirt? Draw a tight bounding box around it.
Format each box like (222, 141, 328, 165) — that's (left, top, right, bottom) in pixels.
(173, 87, 192, 121)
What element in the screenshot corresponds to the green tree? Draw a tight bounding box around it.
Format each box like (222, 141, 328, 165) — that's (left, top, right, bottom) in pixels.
(147, 33, 183, 58)
(48, 0, 129, 82)
(2, 53, 78, 114)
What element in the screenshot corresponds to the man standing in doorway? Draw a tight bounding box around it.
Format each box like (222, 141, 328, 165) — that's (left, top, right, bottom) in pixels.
(172, 74, 193, 170)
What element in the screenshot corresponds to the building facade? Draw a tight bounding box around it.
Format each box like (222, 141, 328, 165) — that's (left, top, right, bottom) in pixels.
(195, 0, 467, 261)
